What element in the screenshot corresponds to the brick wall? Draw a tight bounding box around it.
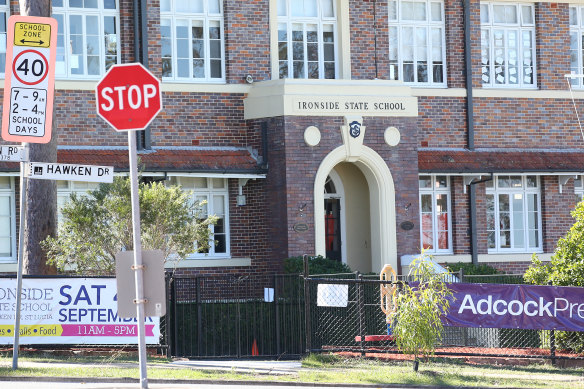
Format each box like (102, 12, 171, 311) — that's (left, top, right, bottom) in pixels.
(451, 176, 471, 254)
(541, 175, 575, 253)
(536, 2, 570, 90)
(418, 96, 467, 148)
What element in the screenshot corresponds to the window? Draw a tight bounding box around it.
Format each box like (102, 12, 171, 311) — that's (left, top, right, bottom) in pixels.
(277, 0, 337, 79)
(0, 176, 15, 262)
(160, 0, 224, 82)
(570, 6, 584, 88)
(52, 0, 119, 78)
(0, 1, 8, 76)
(170, 176, 229, 257)
(486, 175, 541, 252)
(56, 180, 99, 225)
(388, 0, 446, 85)
(480, 2, 536, 88)
(419, 175, 451, 253)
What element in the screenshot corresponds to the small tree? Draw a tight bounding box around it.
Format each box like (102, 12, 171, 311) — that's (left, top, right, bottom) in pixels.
(392, 255, 453, 371)
(42, 177, 217, 275)
(524, 200, 584, 351)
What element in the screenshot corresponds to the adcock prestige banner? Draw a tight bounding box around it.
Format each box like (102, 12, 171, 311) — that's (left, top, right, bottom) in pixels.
(444, 283, 584, 332)
(0, 278, 160, 345)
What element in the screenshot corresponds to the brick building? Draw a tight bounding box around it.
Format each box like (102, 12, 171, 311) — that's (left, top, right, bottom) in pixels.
(1, 0, 584, 276)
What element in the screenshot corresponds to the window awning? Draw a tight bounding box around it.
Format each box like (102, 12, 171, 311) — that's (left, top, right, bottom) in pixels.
(0, 148, 267, 178)
(418, 149, 584, 174)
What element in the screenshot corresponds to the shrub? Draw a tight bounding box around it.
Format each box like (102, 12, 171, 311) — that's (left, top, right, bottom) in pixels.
(283, 255, 352, 275)
(447, 262, 501, 275)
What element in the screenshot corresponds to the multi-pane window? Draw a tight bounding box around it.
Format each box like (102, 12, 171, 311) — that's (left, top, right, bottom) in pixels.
(277, 0, 337, 79)
(0, 177, 15, 261)
(480, 2, 536, 87)
(570, 6, 584, 88)
(52, 0, 119, 78)
(0, 1, 8, 76)
(388, 0, 446, 85)
(56, 180, 99, 225)
(161, 0, 224, 82)
(486, 175, 541, 252)
(170, 177, 229, 257)
(419, 175, 451, 253)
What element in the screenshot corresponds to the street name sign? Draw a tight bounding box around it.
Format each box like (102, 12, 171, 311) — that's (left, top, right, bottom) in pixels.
(0, 145, 28, 162)
(26, 162, 114, 183)
(1, 16, 57, 143)
(96, 63, 162, 131)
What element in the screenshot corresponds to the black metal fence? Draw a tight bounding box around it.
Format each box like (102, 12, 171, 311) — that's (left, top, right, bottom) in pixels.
(165, 272, 584, 362)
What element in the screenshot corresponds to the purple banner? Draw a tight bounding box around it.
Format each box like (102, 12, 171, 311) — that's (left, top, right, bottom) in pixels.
(444, 283, 584, 332)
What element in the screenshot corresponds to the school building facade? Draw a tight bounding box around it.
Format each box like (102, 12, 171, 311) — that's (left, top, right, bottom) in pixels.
(1, 0, 584, 276)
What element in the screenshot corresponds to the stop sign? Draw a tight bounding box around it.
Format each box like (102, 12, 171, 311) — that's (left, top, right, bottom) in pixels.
(96, 63, 162, 131)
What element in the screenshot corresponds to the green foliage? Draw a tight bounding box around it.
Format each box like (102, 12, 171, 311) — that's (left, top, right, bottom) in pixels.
(392, 255, 453, 369)
(524, 200, 584, 353)
(524, 200, 584, 287)
(42, 177, 217, 275)
(283, 255, 352, 275)
(446, 262, 501, 276)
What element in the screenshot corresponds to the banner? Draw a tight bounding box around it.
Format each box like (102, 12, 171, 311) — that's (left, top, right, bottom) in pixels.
(0, 278, 160, 345)
(445, 283, 584, 332)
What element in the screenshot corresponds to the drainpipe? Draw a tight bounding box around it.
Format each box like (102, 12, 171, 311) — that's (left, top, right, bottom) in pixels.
(133, 0, 151, 150)
(469, 174, 493, 265)
(464, 0, 474, 150)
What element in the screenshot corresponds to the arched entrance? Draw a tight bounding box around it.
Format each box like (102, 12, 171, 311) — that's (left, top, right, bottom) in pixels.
(314, 146, 397, 273)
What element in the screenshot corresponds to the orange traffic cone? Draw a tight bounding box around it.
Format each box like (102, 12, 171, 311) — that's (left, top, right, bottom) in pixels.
(252, 339, 259, 356)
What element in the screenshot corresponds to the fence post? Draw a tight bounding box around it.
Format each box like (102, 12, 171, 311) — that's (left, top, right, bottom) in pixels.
(548, 281, 556, 366)
(357, 272, 365, 356)
(458, 268, 464, 283)
(196, 277, 202, 357)
(274, 275, 281, 356)
(171, 276, 178, 356)
(303, 254, 312, 354)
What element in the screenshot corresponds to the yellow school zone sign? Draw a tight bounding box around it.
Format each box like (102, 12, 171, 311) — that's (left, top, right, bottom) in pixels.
(14, 21, 51, 48)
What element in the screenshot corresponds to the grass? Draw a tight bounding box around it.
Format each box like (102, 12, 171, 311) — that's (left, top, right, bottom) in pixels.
(1, 351, 584, 388)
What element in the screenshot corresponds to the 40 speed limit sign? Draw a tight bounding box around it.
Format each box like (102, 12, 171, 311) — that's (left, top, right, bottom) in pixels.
(1, 15, 57, 144)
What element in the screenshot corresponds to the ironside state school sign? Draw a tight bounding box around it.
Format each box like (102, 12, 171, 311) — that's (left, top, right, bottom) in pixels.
(292, 96, 417, 117)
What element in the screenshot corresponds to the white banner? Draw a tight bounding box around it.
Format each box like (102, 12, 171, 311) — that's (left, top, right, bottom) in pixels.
(0, 278, 160, 345)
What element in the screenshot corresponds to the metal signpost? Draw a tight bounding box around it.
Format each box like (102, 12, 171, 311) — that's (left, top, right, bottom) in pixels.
(0, 15, 57, 370)
(96, 63, 162, 389)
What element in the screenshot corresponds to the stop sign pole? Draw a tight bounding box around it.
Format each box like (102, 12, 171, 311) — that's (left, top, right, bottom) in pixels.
(96, 63, 162, 389)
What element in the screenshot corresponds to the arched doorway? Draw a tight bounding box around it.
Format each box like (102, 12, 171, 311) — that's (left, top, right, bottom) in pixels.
(314, 146, 397, 273)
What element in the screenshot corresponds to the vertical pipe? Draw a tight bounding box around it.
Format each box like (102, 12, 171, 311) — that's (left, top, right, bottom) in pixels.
(469, 183, 478, 265)
(464, 0, 475, 150)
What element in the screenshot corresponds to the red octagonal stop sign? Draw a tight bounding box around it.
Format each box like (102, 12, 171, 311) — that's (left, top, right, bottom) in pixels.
(96, 63, 162, 131)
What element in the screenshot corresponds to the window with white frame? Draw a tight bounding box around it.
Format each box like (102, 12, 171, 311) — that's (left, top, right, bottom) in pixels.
(52, 0, 119, 78)
(0, 176, 16, 261)
(486, 175, 541, 252)
(170, 176, 229, 257)
(277, 0, 337, 79)
(480, 2, 536, 88)
(419, 175, 452, 253)
(570, 6, 584, 88)
(388, 0, 446, 85)
(160, 0, 224, 82)
(0, 1, 9, 76)
(56, 180, 99, 225)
